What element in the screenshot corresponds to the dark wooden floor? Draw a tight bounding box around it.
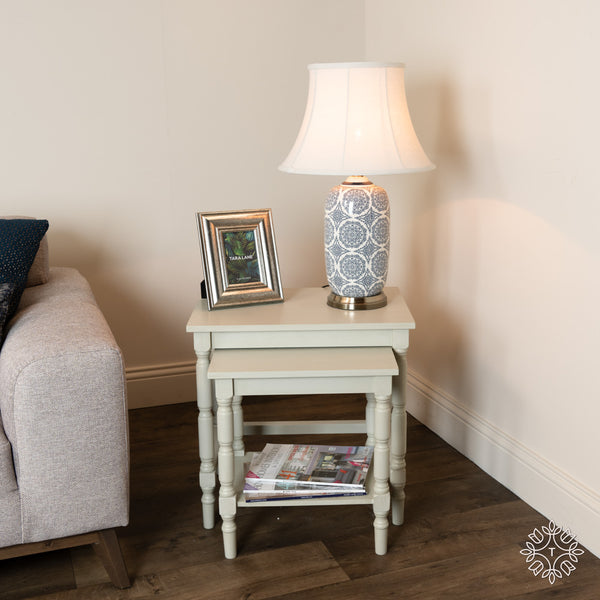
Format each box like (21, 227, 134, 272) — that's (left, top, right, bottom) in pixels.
(2, 395, 599, 599)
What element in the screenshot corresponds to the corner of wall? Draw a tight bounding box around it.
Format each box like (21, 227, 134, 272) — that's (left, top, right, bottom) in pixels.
(406, 368, 600, 559)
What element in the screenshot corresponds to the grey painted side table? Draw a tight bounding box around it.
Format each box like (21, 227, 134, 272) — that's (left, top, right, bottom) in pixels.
(186, 287, 415, 530)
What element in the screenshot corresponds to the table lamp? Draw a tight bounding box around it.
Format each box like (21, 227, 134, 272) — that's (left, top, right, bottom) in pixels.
(279, 62, 434, 310)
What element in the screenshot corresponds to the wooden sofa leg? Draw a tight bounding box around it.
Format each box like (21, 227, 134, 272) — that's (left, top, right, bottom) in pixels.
(93, 529, 131, 589)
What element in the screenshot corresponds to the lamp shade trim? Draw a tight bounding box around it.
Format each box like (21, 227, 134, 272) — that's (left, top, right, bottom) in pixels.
(308, 61, 405, 70)
(280, 165, 435, 176)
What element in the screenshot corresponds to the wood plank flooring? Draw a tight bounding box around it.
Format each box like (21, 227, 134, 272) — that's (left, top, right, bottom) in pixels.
(1, 395, 599, 599)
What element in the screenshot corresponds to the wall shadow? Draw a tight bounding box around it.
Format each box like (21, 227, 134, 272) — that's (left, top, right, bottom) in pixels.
(401, 80, 477, 418)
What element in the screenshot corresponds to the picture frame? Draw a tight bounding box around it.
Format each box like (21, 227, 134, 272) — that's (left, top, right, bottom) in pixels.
(196, 209, 284, 310)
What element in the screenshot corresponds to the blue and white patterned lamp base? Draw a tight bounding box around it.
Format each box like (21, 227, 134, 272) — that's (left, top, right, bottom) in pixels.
(324, 177, 390, 310)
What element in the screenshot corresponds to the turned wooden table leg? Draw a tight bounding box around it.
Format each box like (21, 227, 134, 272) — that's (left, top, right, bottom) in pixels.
(372, 390, 392, 555)
(194, 333, 216, 530)
(365, 393, 375, 447)
(390, 348, 407, 526)
(216, 379, 237, 559)
(232, 394, 245, 457)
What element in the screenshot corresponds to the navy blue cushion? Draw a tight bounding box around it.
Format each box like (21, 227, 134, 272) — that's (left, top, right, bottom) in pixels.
(0, 219, 49, 326)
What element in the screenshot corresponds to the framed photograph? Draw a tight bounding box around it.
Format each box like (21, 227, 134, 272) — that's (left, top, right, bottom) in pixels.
(196, 209, 284, 310)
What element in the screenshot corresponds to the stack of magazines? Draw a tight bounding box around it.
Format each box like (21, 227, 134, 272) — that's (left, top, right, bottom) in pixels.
(243, 443, 373, 502)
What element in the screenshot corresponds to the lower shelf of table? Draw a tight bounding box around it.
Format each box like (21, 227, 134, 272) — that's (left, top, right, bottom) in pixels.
(233, 452, 379, 508)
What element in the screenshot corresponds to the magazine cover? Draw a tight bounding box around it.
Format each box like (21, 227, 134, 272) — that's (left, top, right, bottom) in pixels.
(245, 443, 374, 488)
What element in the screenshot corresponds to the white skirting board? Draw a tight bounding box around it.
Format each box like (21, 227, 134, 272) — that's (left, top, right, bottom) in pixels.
(125, 360, 600, 558)
(126, 362, 197, 409)
(407, 369, 600, 559)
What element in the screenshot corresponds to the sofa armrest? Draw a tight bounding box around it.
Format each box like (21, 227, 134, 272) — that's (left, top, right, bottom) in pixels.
(0, 268, 129, 543)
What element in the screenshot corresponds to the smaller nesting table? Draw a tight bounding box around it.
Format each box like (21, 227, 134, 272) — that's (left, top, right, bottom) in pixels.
(207, 346, 399, 558)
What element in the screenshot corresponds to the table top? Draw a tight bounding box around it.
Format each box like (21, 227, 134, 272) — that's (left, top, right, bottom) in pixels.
(186, 287, 415, 333)
(208, 347, 400, 379)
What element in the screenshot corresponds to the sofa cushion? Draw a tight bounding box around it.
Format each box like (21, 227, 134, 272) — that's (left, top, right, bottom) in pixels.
(0, 282, 17, 348)
(0, 219, 49, 326)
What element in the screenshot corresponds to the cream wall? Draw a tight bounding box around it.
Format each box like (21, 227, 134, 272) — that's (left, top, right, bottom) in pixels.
(366, 0, 600, 556)
(0, 1, 364, 402)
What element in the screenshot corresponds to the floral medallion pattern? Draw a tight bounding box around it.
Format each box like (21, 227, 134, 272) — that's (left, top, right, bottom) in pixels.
(324, 183, 390, 297)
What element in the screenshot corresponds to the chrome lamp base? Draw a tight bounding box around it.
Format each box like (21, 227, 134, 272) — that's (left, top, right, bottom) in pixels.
(327, 291, 387, 311)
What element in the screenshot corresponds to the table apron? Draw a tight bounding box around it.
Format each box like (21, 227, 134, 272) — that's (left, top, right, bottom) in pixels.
(229, 375, 393, 397)
(211, 329, 409, 350)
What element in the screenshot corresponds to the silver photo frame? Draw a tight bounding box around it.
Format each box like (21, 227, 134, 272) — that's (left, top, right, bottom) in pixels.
(196, 209, 284, 310)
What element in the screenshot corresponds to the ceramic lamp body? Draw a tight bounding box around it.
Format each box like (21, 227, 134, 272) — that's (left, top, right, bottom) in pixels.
(325, 180, 390, 298)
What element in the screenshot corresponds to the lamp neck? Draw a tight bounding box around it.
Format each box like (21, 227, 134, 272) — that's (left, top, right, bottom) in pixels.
(342, 175, 373, 186)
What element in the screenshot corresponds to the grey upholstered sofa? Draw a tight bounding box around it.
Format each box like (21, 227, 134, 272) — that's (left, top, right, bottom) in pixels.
(0, 234, 130, 587)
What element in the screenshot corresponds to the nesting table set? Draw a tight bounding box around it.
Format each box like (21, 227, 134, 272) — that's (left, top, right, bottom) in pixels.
(186, 287, 415, 558)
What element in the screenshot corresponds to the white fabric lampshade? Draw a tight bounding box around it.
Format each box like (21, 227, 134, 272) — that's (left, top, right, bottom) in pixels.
(279, 62, 434, 176)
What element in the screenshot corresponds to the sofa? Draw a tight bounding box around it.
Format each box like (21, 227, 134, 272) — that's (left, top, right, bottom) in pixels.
(0, 219, 130, 587)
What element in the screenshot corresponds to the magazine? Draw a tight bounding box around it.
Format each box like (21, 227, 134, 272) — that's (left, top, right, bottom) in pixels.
(243, 479, 367, 503)
(245, 443, 374, 489)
